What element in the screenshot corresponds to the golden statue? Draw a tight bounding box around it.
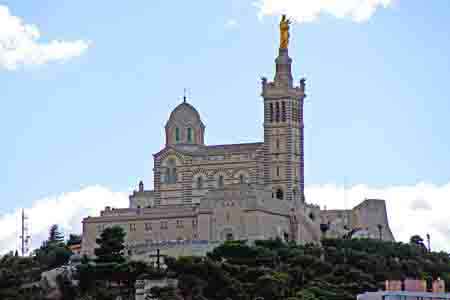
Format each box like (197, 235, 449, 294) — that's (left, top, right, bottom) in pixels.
(280, 14, 291, 49)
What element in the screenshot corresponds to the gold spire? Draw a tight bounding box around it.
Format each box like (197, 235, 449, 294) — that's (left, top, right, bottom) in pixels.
(279, 14, 291, 49)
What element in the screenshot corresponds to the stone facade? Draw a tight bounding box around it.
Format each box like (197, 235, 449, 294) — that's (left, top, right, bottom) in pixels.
(81, 20, 394, 259)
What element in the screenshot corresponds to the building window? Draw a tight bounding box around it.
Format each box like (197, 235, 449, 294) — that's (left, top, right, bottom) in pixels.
(276, 188, 284, 200)
(130, 224, 136, 232)
(196, 176, 203, 189)
(276, 166, 280, 177)
(292, 104, 298, 122)
(176, 220, 184, 228)
(167, 159, 177, 184)
(145, 223, 152, 231)
(239, 174, 245, 184)
(276, 138, 280, 150)
(275, 102, 280, 122)
(281, 101, 286, 122)
(161, 221, 168, 230)
(226, 233, 234, 241)
(187, 127, 193, 143)
(218, 175, 224, 188)
(270, 103, 274, 122)
(175, 127, 180, 142)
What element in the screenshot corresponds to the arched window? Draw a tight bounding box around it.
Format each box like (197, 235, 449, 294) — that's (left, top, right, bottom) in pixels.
(276, 188, 284, 200)
(281, 101, 286, 122)
(275, 102, 280, 122)
(239, 174, 245, 184)
(167, 159, 177, 184)
(269, 103, 274, 122)
(196, 176, 203, 189)
(218, 175, 224, 188)
(187, 128, 193, 143)
(175, 127, 180, 142)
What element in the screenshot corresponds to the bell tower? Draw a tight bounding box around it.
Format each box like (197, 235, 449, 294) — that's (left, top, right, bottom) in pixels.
(261, 15, 306, 206)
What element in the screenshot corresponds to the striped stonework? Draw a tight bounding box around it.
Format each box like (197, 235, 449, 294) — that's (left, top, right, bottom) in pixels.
(81, 20, 396, 258)
(261, 47, 305, 207)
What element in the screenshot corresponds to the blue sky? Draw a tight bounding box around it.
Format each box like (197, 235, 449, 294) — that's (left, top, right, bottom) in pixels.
(1, 1, 450, 252)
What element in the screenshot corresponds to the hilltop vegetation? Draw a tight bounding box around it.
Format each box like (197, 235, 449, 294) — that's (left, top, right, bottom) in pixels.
(0, 224, 73, 299)
(1, 225, 449, 300)
(160, 237, 450, 300)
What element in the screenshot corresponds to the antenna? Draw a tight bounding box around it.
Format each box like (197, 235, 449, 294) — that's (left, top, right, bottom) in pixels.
(19, 209, 31, 256)
(344, 177, 348, 210)
(343, 177, 349, 228)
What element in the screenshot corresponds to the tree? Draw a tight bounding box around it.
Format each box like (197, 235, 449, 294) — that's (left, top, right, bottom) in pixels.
(56, 273, 78, 300)
(34, 244, 72, 269)
(67, 234, 82, 247)
(295, 290, 320, 300)
(94, 226, 126, 264)
(48, 225, 64, 246)
(35, 225, 72, 269)
(410, 235, 427, 252)
(410, 235, 425, 246)
(177, 274, 206, 300)
(254, 273, 285, 300)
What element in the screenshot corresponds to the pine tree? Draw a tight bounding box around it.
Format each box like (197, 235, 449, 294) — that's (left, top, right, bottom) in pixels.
(48, 224, 64, 246)
(67, 234, 82, 247)
(94, 226, 126, 264)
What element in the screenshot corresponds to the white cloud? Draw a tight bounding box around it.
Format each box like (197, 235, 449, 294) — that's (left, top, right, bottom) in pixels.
(1, 182, 450, 255)
(225, 19, 239, 29)
(254, 0, 393, 23)
(0, 186, 127, 255)
(0, 5, 90, 70)
(306, 182, 450, 252)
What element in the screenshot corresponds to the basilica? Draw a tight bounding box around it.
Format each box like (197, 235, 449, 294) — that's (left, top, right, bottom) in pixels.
(81, 16, 394, 259)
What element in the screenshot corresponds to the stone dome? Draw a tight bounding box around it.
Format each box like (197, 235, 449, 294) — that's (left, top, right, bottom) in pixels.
(165, 101, 205, 146)
(167, 102, 203, 126)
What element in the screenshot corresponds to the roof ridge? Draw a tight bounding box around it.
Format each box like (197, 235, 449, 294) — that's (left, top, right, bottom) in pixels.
(205, 142, 263, 148)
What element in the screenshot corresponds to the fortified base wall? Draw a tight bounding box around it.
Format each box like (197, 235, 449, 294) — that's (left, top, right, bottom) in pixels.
(320, 199, 394, 241)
